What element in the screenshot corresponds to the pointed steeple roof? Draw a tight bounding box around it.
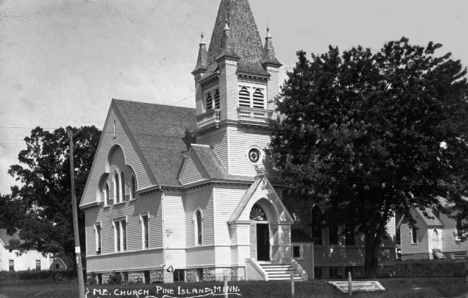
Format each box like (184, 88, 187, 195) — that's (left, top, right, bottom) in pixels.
(205, 0, 268, 76)
(192, 33, 208, 75)
(262, 26, 282, 67)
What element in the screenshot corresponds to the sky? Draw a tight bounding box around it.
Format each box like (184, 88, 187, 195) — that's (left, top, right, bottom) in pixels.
(1, 0, 467, 195)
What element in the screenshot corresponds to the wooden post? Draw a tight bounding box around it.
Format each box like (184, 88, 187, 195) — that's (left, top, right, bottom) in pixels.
(348, 271, 352, 296)
(224, 275, 228, 298)
(67, 128, 85, 298)
(290, 273, 295, 298)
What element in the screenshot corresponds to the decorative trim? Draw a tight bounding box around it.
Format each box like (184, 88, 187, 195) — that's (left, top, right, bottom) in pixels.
(237, 72, 269, 81)
(80, 201, 102, 209)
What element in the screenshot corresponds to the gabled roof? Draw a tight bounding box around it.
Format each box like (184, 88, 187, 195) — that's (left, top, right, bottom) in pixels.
(415, 209, 443, 227)
(229, 177, 263, 221)
(113, 99, 196, 187)
(0, 229, 20, 248)
(205, 0, 269, 77)
(179, 144, 256, 186)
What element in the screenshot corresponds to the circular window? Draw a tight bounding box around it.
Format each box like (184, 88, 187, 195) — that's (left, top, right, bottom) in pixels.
(248, 148, 261, 163)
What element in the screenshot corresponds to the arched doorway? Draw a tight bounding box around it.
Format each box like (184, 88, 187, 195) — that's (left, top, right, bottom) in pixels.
(431, 229, 440, 250)
(250, 204, 270, 261)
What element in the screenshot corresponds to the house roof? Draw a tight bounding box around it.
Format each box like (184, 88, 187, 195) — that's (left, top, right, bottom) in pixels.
(189, 144, 254, 182)
(204, 0, 270, 77)
(415, 208, 443, 227)
(113, 99, 196, 187)
(0, 229, 20, 248)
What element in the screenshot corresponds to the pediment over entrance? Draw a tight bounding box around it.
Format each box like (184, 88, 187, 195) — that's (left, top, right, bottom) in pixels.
(228, 176, 293, 224)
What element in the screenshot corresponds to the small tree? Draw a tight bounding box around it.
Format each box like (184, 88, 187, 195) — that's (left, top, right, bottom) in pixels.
(269, 37, 468, 278)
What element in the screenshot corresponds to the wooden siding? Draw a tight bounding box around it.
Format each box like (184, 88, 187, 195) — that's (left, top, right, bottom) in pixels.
(227, 127, 280, 178)
(84, 191, 162, 258)
(197, 129, 228, 171)
(81, 106, 155, 207)
(183, 187, 214, 246)
(163, 193, 187, 247)
(86, 249, 164, 272)
(214, 186, 248, 244)
(185, 246, 216, 267)
(179, 150, 209, 185)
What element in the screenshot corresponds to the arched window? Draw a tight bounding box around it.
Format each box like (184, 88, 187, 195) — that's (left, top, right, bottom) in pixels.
(252, 88, 264, 108)
(120, 171, 126, 201)
(206, 92, 213, 111)
(214, 88, 220, 109)
(311, 206, 323, 245)
(104, 184, 110, 206)
(238, 86, 251, 107)
(130, 175, 137, 200)
(114, 172, 120, 203)
(195, 210, 203, 246)
(250, 204, 267, 221)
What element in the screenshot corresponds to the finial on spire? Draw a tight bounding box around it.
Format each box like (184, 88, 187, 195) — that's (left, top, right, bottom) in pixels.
(266, 25, 271, 38)
(200, 32, 205, 44)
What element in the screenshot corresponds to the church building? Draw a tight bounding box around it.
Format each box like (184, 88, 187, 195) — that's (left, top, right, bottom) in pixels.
(80, 0, 305, 283)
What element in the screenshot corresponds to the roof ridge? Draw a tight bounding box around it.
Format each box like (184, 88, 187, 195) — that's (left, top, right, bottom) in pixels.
(112, 98, 195, 111)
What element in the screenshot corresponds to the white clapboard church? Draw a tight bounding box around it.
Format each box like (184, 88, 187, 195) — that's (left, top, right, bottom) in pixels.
(80, 0, 306, 284)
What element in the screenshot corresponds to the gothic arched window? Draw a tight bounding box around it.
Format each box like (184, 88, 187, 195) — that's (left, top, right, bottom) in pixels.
(120, 171, 126, 201)
(113, 172, 120, 203)
(130, 175, 137, 200)
(194, 209, 203, 246)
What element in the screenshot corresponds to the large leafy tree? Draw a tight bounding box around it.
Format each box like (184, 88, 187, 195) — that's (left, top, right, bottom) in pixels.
(269, 37, 468, 278)
(6, 126, 101, 264)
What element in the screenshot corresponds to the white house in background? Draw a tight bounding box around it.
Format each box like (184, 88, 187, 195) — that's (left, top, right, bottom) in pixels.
(399, 199, 468, 260)
(0, 229, 51, 271)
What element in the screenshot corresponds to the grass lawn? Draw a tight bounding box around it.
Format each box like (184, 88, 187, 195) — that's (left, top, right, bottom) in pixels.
(1, 277, 467, 298)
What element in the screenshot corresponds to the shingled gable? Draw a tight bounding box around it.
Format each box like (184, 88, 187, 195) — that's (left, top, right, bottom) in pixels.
(113, 99, 196, 187)
(204, 0, 269, 77)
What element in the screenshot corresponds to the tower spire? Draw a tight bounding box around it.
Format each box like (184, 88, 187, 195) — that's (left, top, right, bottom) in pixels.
(262, 25, 281, 67)
(192, 32, 208, 76)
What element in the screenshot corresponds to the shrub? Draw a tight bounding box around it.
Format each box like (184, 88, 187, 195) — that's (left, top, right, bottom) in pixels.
(108, 271, 122, 285)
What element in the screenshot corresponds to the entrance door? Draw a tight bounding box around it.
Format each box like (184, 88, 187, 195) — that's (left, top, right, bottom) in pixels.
(256, 223, 270, 261)
(431, 229, 440, 250)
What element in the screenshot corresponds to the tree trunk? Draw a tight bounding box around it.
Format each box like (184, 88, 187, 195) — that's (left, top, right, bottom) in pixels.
(364, 238, 379, 279)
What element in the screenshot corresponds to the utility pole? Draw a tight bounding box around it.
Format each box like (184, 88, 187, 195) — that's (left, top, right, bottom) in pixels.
(67, 128, 85, 298)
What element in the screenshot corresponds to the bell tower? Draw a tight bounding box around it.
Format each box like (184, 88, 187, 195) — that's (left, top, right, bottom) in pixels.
(192, 0, 281, 178)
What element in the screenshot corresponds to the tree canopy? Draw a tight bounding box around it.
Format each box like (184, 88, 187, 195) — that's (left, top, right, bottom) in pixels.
(5, 126, 101, 260)
(269, 37, 468, 278)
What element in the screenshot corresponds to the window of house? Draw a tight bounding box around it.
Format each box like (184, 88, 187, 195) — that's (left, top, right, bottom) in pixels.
(456, 218, 463, 240)
(114, 172, 121, 203)
(314, 268, 323, 279)
(238, 84, 266, 109)
(411, 226, 418, 244)
(345, 227, 355, 246)
(195, 210, 203, 246)
(329, 267, 342, 279)
(311, 206, 323, 245)
(113, 120, 116, 138)
(329, 223, 339, 245)
(36, 260, 41, 270)
(9, 260, 14, 271)
(95, 223, 102, 254)
(55, 263, 60, 269)
(130, 175, 137, 200)
(293, 245, 302, 259)
(141, 214, 149, 249)
(114, 219, 127, 252)
(121, 171, 126, 201)
(104, 183, 110, 206)
(173, 269, 185, 282)
(204, 87, 220, 112)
